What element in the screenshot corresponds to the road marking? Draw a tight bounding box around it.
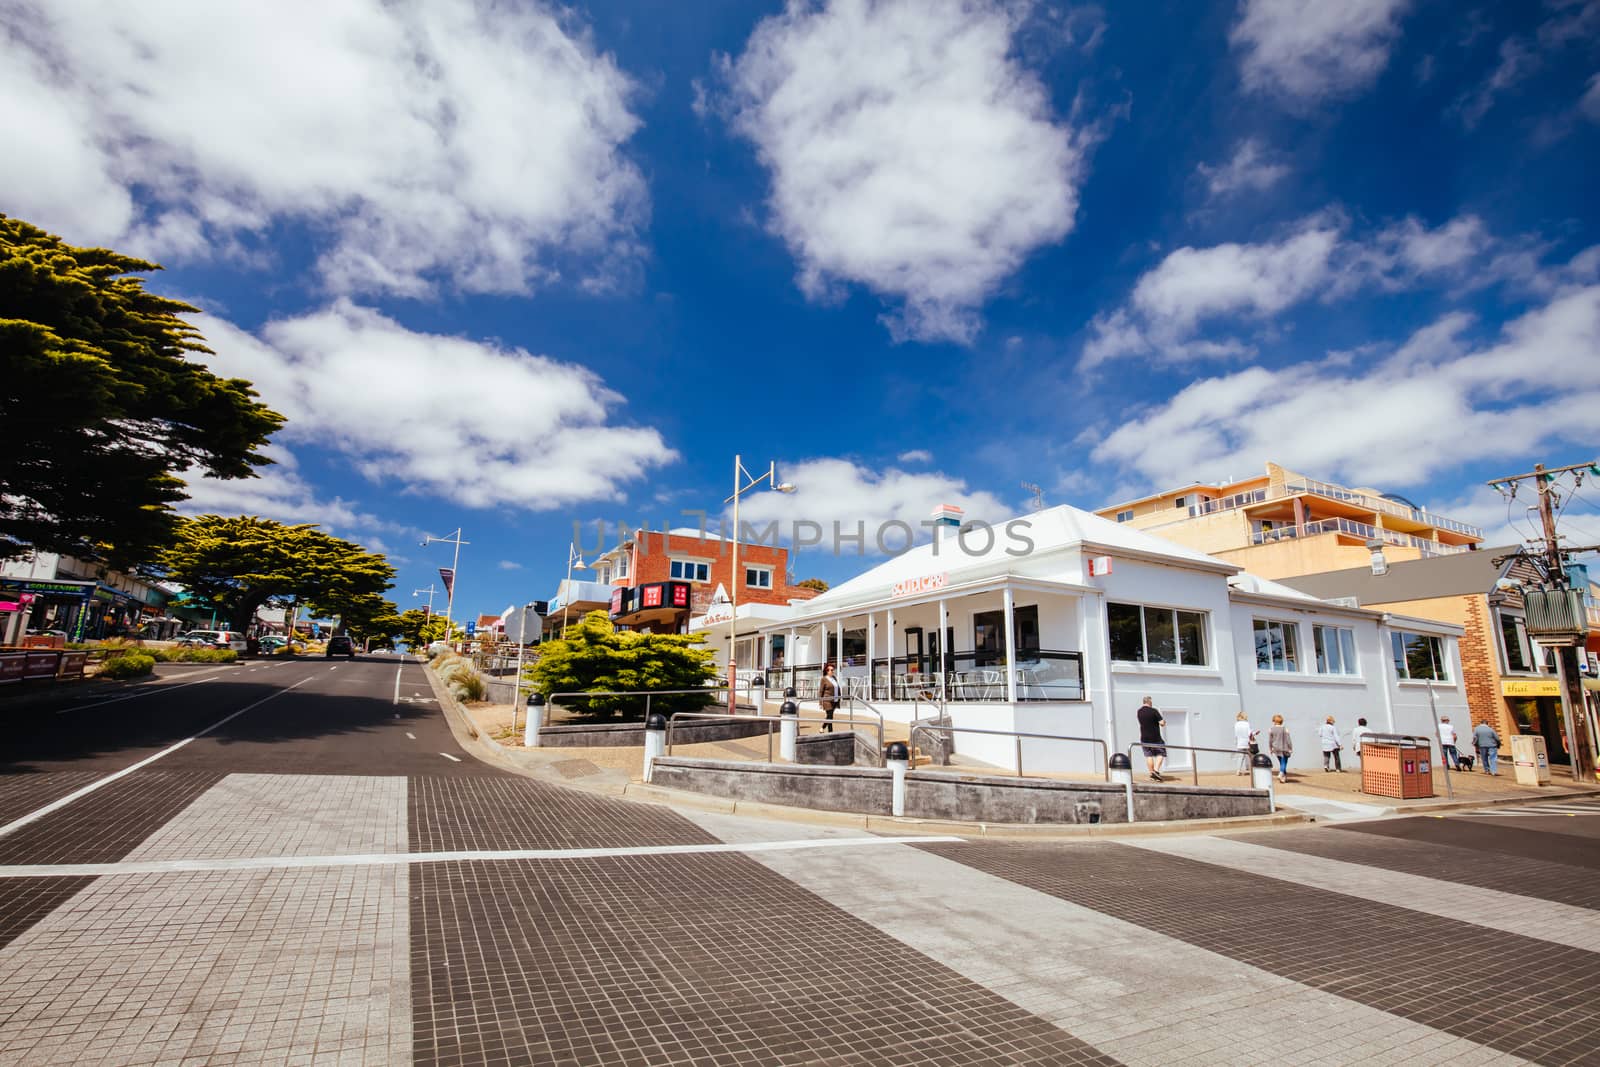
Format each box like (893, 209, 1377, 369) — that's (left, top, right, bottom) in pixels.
(406, 732, 416, 740)
(56, 669, 231, 714)
(1, 677, 314, 841)
(392, 665, 403, 704)
(329, 665, 338, 671)
(438, 753, 462, 762)
(0, 835, 967, 878)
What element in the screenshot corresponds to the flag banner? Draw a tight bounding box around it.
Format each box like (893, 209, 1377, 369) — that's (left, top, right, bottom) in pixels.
(439, 568, 454, 597)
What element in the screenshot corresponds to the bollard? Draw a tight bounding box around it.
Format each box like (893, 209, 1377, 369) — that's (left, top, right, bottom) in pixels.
(886, 741, 910, 817)
(1109, 752, 1135, 823)
(750, 676, 764, 710)
(643, 712, 667, 783)
(1251, 752, 1276, 813)
(524, 692, 544, 748)
(779, 698, 798, 762)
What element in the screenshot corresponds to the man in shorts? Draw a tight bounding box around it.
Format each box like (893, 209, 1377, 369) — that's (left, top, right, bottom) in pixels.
(1137, 696, 1167, 782)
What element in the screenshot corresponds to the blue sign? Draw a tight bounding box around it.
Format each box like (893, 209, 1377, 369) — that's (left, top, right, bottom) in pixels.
(465, 621, 477, 636)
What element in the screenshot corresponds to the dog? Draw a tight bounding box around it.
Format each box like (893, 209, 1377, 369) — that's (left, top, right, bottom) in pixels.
(1455, 753, 1475, 772)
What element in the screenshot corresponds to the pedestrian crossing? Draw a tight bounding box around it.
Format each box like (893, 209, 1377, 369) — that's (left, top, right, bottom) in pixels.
(1452, 800, 1600, 817)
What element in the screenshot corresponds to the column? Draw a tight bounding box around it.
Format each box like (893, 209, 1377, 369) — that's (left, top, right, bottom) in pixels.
(937, 598, 948, 704)
(887, 608, 896, 701)
(1003, 586, 1018, 704)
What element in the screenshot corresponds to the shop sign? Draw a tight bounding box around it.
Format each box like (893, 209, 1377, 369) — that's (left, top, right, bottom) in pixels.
(24, 652, 59, 679)
(1087, 555, 1113, 577)
(702, 603, 734, 625)
(642, 584, 664, 609)
(0, 653, 25, 685)
(1501, 678, 1561, 697)
(0, 579, 91, 597)
(608, 587, 633, 618)
(891, 572, 947, 598)
(58, 652, 87, 679)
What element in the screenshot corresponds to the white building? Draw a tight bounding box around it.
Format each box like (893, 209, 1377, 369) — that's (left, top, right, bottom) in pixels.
(756, 504, 1466, 774)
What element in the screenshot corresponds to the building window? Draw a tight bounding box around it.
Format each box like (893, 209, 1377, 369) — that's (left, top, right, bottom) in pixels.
(1115, 509, 1134, 523)
(1313, 625, 1358, 675)
(1391, 630, 1449, 681)
(1499, 612, 1532, 673)
(1173, 496, 1188, 509)
(1108, 603, 1208, 666)
(745, 566, 772, 589)
(597, 566, 611, 584)
(615, 554, 629, 579)
(670, 559, 709, 582)
(1254, 618, 1300, 672)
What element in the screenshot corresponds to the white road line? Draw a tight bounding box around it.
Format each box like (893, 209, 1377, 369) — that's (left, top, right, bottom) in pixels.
(438, 753, 461, 762)
(55, 668, 231, 714)
(329, 665, 338, 671)
(0, 835, 966, 878)
(392, 664, 403, 705)
(406, 732, 416, 740)
(0, 677, 315, 841)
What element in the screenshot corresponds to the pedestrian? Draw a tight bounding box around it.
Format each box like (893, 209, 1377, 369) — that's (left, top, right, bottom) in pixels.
(1234, 711, 1257, 775)
(1472, 719, 1501, 775)
(1350, 717, 1372, 768)
(818, 662, 842, 733)
(1268, 714, 1293, 783)
(1438, 715, 1459, 771)
(1319, 715, 1342, 772)
(1137, 696, 1168, 782)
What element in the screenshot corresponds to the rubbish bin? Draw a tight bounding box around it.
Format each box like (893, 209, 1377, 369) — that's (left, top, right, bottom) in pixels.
(1509, 734, 1551, 786)
(1360, 734, 1435, 799)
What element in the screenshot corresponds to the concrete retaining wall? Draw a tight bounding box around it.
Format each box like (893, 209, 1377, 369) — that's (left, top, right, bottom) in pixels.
(538, 717, 774, 749)
(645, 757, 1271, 824)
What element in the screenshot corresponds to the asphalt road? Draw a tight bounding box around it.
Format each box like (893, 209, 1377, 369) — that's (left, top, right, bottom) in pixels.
(0, 659, 1596, 1066)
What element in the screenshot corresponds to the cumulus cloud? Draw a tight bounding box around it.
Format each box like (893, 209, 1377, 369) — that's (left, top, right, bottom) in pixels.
(714, 0, 1091, 344)
(1081, 212, 1524, 369)
(1196, 139, 1289, 198)
(0, 0, 646, 297)
(1091, 281, 1600, 493)
(730, 457, 1012, 557)
(1231, 0, 1410, 102)
(198, 302, 676, 510)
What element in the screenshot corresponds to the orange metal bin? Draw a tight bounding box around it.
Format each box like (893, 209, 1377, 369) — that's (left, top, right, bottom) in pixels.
(1360, 733, 1434, 799)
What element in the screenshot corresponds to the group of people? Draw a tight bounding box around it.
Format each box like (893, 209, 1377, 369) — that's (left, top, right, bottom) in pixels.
(1137, 698, 1508, 784)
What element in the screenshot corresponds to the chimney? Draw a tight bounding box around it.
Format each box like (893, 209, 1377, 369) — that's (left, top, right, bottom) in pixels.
(930, 503, 964, 543)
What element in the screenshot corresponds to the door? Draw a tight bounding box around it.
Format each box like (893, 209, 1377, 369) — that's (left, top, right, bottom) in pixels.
(1162, 708, 1191, 771)
(904, 627, 923, 675)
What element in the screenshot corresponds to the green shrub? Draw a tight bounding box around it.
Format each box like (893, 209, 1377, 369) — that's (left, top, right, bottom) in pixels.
(147, 647, 237, 663)
(100, 654, 155, 679)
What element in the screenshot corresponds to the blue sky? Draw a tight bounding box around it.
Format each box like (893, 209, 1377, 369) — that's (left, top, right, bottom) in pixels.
(5, 0, 1599, 622)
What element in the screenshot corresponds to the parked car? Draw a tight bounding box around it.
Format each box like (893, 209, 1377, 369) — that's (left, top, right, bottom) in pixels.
(257, 635, 302, 654)
(178, 629, 247, 652)
(325, 635, 355, 659)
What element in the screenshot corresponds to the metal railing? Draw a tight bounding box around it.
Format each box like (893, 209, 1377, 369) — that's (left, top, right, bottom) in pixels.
(546, 683, 763, 722)
(1125, 742, 1273, 787)
(910, 724, 1109, 781)
(664, 707, 886, 765)
(766, 654, 1087, 703)
(1181, 480, 1482, 539)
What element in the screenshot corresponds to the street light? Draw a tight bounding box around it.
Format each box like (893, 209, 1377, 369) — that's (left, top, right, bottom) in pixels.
(559, 543, 588, 637)
(421, 528, 469, 650)
(724, 455, 796, 712)
(511, 601, 538, 735)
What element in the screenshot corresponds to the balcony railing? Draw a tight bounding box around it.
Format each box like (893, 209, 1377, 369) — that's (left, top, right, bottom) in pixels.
(764, 649, 1086, 702)
(1183, 479, 1482, 539)
(1250, 517, 1472, 556)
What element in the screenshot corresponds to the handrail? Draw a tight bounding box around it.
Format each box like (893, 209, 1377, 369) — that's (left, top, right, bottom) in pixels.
(664, 709, 885, 765)
(547, 682, 761, 721)
(1125, 742, 1272, 787)
(912, 724, 1110, 781)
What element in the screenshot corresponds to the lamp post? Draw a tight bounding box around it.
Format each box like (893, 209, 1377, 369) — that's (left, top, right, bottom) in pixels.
(511, 601, 538, 736)
(421, 529, 468, 650)
(724, 455, 796, 712)
(412, 585, 439, 651)
(560, 543, 588, 638)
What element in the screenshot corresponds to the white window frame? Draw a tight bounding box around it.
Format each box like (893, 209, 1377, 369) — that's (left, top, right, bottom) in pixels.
(670, 558, 710, 583)
(1253, 617, 1301, 673)
(615, 554, 629, 579)
(745, 565, 773, 589)
(1312, 624, 1359, 676)
(1115, 509, 1134, 523)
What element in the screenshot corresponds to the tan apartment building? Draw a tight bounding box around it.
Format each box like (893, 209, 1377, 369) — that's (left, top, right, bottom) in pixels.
(1094, 462, 1483, 580)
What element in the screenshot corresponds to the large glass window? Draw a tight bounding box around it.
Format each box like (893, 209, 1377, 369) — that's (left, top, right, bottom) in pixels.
(1499, 613, 1532, 673)
(669, 559, 708, 582)
(1109, 603, 1209, 666)
(1390, 630, 1450, 680)
(1254, 618, 1300, 672)
(1014, 605, 1040, 654)
(746, 566, 772, 589)
(1313, 625, 1358, 675)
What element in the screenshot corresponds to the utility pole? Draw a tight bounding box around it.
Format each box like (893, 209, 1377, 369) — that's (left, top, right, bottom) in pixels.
(1488, 459, 1600, 781)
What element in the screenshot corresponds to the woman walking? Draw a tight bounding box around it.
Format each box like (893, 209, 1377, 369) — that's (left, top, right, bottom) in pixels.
(1268, 714, 1293, 783)
(818, 662, 842, 733)
(1234, 711, 1257, 775)
(1319, 715, 1342, 772)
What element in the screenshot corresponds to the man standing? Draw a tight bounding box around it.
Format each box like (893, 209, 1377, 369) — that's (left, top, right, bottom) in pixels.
(1137, 696, 1167, 782)
(1350, 717, 1372, 769)
(1472, 719, 1501, 776)
(1438, 716, 1459, 771)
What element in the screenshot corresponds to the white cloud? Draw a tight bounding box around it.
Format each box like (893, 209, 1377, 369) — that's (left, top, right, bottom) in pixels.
(1583, 73, 1600, 123)
(1082, 212, 1525, 369)
(198, 301, 676, 511)
(0, 0, 645, 297)
(1454, 38, 1538, 127)
(1091, 282, 1600, 493)
(1231, 0, 1410, 102)
(897, 449, 934, 464)
(1196, 139, 1289, 198)
(715, 0, 1090, 344)
(498, 560, 524, 571)
(731, 457, 1012, 557)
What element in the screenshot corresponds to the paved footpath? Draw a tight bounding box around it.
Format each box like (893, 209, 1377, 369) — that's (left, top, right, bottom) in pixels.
(0, 658, 1596, 1065)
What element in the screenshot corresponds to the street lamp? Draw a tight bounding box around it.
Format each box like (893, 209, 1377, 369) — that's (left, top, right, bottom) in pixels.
(421, 529, 469, 650)
(511, 601, 538, 735)
(724, 455, 796, 712)
(560, 543, 588, 637)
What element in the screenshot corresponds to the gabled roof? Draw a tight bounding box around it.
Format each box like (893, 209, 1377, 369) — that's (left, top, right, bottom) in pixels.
(1276, 546, 1514, 606)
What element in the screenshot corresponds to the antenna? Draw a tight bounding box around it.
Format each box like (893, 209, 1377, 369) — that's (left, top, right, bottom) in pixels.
(1021, 481, 1046, 512)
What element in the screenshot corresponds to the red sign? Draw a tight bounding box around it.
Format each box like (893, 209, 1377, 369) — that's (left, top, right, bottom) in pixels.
(671, 584, 690, 608)
(642, 585, 663, 608)
(610, 589, 623, 613)
(891, 572, 948, 598)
